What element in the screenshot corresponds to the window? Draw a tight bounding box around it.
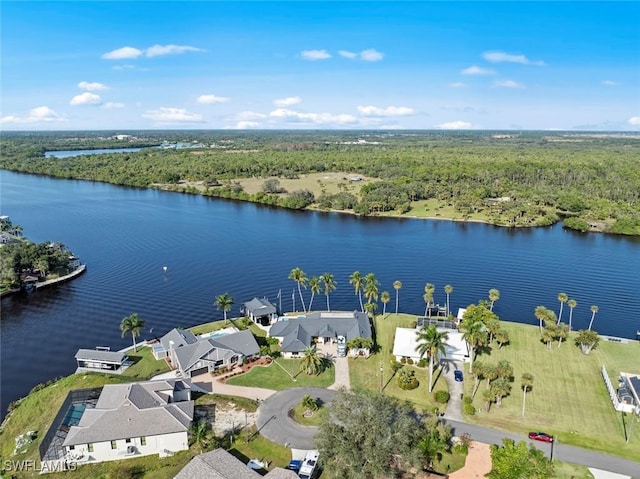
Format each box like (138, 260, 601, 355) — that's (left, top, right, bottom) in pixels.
(140, 437, 146, 446)
(110, 440, 117, 450)
(125, 438, 131, 444)
(69, 445, 75, 450)
(88, 444, 94, 452)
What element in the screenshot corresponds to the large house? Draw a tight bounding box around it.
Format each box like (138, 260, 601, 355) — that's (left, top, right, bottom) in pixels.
(392, 319, 470, 364)
(243, 297, 278, 327)
(175, 448, 298, 479)
(57, 379, 193, 466)
(269, 311, 372, 358)
(155, 328, 260, 378)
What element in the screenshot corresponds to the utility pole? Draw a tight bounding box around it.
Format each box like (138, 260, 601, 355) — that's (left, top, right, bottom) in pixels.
(379, 363, 384, 394)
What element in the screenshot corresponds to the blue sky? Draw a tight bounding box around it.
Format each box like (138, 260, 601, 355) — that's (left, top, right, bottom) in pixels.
(1, 1, 639, 130)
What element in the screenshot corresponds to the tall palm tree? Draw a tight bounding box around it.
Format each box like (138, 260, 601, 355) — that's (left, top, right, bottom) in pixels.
(300, 346, 322, 375)
(460, 319, 487, 373)
(556, 323, 569, 348)
(488, 288, 500, 312)
(393, 280, 402, 315)
(567, 299, 577, 332)
(423, 283, 435, 317)
(320, 273, 336, 311)
(364, 272, 379, 305)
(215, 292, 234, 325)
(349, 271, 365, 312)
(557, 292, 568, 324)
(444, 284, 453, 316)
(289, 267, 308, 312)
(534, 305, 549, 333)
(120, 313, 145, 352)
(588, 305, 599, 330)
(308, 276, 320, 312)
(521, 373, 534, 418)
(381, 291, 390, 316)
(491, 377, 511, 407)
(415, 325, 450, 392)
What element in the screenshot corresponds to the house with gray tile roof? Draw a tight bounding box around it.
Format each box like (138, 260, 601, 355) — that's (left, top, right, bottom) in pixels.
(60, 379, 193, 465)
(175, 448, 298, 479)
(243, 297, 278, 326)
(269, 311, 372, 357)
(75, 348, 127, 373)
(159, 328, 260, 378)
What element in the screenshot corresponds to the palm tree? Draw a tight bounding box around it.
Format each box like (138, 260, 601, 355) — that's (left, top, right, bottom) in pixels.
(300, 346, 322, 375)
(308, 276, 320, 312)
(460, 319, 487, 373)
(521, 373, 534, 418)
(120, 313, 145, 352)
(556, 323, 569, 348)
(189, 420, 209, 453)
(34, 258, 49, 278)
(567, 299, 577, 332)
(495, 360, 513, 381)
(472, 361, 486, 398)
(534, 305, 549, 333)
(488, 288, 500, 312)
(423, 283, 435, 317)
(419, 428, 449, 470)
(381, 291, 390, 316)
(320, 273, 336, 311)
(364, 272, 379, 305)
(576, 329, 600, 355)
(12, 224, 23, 237)
(349, 271, 365, 312)
(415, 325, 450, 392)
(215, 292, 234, 325)
(557, 292, 568, 324)
(495, 328, 510, 349)
(484, 364, 498, 389)
(289, 267, 308, 312)
(491, 377, 511, 407)
(542, 324, 557, 350)
(588, 305, 599, 330)
(393, 280, 402, 315)
(482, 389, 494, 412)
(444, 284, 453, 316)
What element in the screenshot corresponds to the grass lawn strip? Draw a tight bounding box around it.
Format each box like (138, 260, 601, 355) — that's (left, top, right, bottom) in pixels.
(225, 357, 335, 390)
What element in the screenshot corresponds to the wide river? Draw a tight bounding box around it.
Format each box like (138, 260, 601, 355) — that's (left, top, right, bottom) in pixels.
(1, 170, 639, 416)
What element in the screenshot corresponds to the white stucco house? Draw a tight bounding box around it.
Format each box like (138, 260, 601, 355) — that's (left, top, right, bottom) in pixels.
(57, 379, 193, 467)
(392, 324, 470, 364)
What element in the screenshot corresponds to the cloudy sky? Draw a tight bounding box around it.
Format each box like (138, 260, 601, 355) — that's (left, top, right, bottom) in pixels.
(1, 1, 639, 131)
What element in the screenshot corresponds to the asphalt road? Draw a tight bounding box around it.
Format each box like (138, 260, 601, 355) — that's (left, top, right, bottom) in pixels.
(445, 420, 640, 477)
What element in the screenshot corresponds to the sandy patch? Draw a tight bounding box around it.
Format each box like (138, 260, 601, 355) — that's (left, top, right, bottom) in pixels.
(196, 401, 257, 435)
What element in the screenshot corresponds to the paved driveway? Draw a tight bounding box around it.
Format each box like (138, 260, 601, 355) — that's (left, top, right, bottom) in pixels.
(441, 359, 464, 422)
(256, 387, 336, 449)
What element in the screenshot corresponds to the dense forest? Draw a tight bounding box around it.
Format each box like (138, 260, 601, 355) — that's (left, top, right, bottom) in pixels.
(1, 130, 639, 235)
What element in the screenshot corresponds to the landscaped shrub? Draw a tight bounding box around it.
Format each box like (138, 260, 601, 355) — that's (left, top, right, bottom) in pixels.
(397, 368, 419, 390)
(434, 390, 450, 404)
(463, 396, 473, 405)
(463, 403, 476, 415)
(400, 357, 407, 364)
(417, 358, 428, 368)
(406, 358, 414, 365)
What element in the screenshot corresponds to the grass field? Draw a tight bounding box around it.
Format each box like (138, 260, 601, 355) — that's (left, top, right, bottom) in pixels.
(226, 357, 335, 390)
(121, 346, 170, 380)
(462, 321, 640, 461)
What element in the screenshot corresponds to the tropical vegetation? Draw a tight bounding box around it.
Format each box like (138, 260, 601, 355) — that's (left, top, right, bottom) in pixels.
(119, 313, 145, 352)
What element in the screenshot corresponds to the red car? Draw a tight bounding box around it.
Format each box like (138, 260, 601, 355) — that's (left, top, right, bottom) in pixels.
(528, 432, 554, 443)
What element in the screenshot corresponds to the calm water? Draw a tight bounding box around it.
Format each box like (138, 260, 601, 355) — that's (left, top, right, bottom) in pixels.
(1, 170, 639, 416)
(45, 148, 142, 158)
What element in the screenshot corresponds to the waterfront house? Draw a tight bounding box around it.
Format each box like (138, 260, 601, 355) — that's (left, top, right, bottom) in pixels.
(243, 297, 278, 326)
(157, 328, 260, 377)
(58, 379, 193, 465)
(392, 319, 470, 363)
(268, 311, 372, 358)
(74, 348, 127, 373)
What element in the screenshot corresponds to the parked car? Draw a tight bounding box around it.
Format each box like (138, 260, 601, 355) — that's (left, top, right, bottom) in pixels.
(454, 370, 463, 382)
(528, 432, 554, 443)
(286, 460, 302, 472)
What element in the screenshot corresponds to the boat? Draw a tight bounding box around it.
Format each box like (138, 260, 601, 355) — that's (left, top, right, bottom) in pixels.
(298, 450, 319, 479)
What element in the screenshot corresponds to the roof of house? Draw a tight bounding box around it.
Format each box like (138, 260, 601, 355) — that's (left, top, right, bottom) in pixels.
(63, 379, 193, 446)
(269, 311, 371, 353)
(175, 449, 298, 479)
(75, 349, 126, 364)
(211, 330, 260, 357)
(160, 328, 198, 352)
(392, 327, 422, 359)
(244, 297, 277, 316)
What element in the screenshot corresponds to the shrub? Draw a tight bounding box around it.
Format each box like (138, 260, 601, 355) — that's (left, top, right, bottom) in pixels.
(417, 358, 428, 368)
(406, 358, 414, 365)
(463, 403, 476, 416)
(400, 357, 407, 364)
(434, 390, 450, 404)
(397, 368, 420, 390)
(463, 396, 473, 405)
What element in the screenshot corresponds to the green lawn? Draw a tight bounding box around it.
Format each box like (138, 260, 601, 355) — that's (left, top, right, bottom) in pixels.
(188, 319, 235, 336)
(350, 313, 449, 413)
(552, 461, 594, 479)
(121, 346, 170, 380)
(290, 404, 328, 427)
(462, 322, 640, 461)
(226, 358, 335, 390)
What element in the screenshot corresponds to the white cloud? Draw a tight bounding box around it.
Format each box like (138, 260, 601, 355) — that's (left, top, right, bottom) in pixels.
(494, 80, 526, 89)
(112, 64, 136, 70)
(235, 121, 260, 129)
(436, 120, 473, 130)
(269, 108, 357, 125)
(102, 102, 125, 109)
(1, 106, 66, 124)
(628, 116, 640, 126)
(448, 82, 467, 88)
(461, 65, 495, 75)
(237, 111, 267, 120)
(357, 105, 414, 117)
(482, 51, 545, 66)
(141, 107, 204, 123)
(338, 50, 357, 59)
(78, 81, 108, 91)
(602, 80, 618, 86)
(274, 96, 302, 107)
(70, 92, 102, 105)
(102, 46, 143, 60)
(359, 48, 384, 62)
(145, 44, 205, 57)
(300, 49, 332, 60)
(197, 94, 230, 104)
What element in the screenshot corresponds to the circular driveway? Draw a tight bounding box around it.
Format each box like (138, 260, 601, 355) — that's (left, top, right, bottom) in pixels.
(256, 387, 336, 449)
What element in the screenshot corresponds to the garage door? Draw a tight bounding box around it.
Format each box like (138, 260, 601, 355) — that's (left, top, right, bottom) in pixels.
(190, 367, 209, 377)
